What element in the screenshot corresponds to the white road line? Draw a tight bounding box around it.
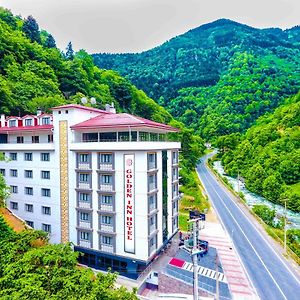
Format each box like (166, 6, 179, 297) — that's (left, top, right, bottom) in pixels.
(202, 168, 288, 300)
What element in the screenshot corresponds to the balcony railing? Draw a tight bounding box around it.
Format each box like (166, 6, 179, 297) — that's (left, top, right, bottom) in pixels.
(99, 204, 114, 212)
(78, 182, 91, 190)
(99, 164, 114, 171)
(99, 224, 114, 233)
(77, 162, 91, 170)
(99, 184, 114, 192)
(78, 240, 92, 248)
(78, 201, 92, 209)
(78, 220, 92, 229)
(100, 244, 114, 253)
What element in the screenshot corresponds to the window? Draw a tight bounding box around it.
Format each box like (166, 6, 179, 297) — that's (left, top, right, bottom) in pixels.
(41, 171, 50, 179)
(102, 235, 112, 245)
(42, 206, 51, 215)
(25, 119, 33, 126)
(172, 151, 178, 164)
(32, 136, 39, 143)
(41, 117, 50, 125)
(10, 185, 18, 194)
(80, 212, 90, 221)
(9, 153, 17, 161)
(172, 184, 178, 198)
(147, 153, 157, 170)
(82, 132, 98, 142)
(10, 201, 18, 210)
(17, 136, 24, 143)
(100, 153, 112, 163)
(101, 195, 112, 205)
(148, 194, 157, 211)
(80, 231, 90, 240)
(79, 173, 90, 182)
(41, 188, 51, 197)
(48, 134, 53, 143)
(41, 153, 50, 161)
(25, 187, 33, 195)
(42, 223, 51, 233)
(25, 204, 33, 212)
(0, 169, 5, 176)
(25, 220, 34, 228)
(101, 215, 112, 225)
(148, 174, 157, 191)
(79, 153, 89, 163)
(24, 170, 33, 178)
(79, 193, 90, 202)
(10, 169, 18, 177)
(172, 167, 178, 181)
(8, 119, 16, 127)
(101, 174, 112, 184)
(24, 153, 32, 161)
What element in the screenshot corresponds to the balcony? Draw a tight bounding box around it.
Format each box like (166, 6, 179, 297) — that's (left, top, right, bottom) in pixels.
(78, 240, 92, 248)
(77, 162, 91, 170)
(78, 201, 92, 209)
(99, 184, 114, 192)
(99, 163, 114, 171)
(99, 204, 114, 212)
(100, 244, 114, 253)
(78, 182, 91, 190)
(78, 220, 92, 229)
(99, 224, 115, 233)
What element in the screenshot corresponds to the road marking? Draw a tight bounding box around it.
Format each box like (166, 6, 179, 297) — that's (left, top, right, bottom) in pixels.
(200, 166, 289, 300)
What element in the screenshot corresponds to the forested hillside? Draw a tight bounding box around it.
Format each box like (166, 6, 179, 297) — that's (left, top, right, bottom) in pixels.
(217, 92, 300, 212)
(93, 19, 300, 139)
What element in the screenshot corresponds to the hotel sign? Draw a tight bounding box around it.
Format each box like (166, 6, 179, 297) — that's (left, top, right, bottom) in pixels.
(124, 154, 135, 253)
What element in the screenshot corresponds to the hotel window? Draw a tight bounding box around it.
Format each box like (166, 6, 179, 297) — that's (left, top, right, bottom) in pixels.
(99, 153, 113, 163)
(25, 220, 34, 228)
(101, 174, 112, 184)
(172, 151, 178, 164)
(82, 132, 98, 142)
(17, 136, 24, 143)
(24, 170, 33, 178)
(101, 215, 112, 225)
(9, 153, 17, 161)
(79, 153, 89, 163)
(148, 174, 157, 192)
(80, 212, 90, 221)
(24, 153, 32, 161)
(42, 223, 51, 233)
(25, 119, 33, 126)
(10, 185, 18, 194)
(148, 194, 157, 211)
(79, 173, 90, 182)
(172, 167, 178, 181)
(101, 195, 113, 205)
(79, 192, 90, 202)
(41, 171, 50, 179)
(172, 184, 178, 198)
(25, 204, 33, 212)
(32, 136, 39, 143)
(25, 187, 33, 195)
(42, 206, 51, 215)
(41, 117, 50, 125)
(80, 231, 90, 241)
(147, 153, 157, 170)
(102, 235, 112, 245)
(41, 188, 51, 197)
(48, 134, 53, 143)
(0, 169, 5, 176)
(10, 201, 18, 210)
(139, 131, 149, 141)
(41, 153, 50, 161)
(10, 169, 18, 177)
(8, 119, 16, 127)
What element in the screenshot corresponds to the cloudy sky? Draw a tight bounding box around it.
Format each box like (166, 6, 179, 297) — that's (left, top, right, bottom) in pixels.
(1, 0, 299, 53)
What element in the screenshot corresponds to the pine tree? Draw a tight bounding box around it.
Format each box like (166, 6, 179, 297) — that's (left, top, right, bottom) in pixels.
(22, 15, 41, 43)
(45, 34, 56, 48)
(65, 41, 74, 60)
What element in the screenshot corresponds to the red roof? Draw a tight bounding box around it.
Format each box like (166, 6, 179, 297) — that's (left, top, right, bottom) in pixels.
(51, 104, 109, 114)
(71, 113, 178, 132)
(0, 125, 53, 133)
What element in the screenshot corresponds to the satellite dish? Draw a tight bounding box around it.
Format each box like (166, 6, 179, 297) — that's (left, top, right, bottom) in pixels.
(81, 97, 87, 104)
(90, 97, 96, 105)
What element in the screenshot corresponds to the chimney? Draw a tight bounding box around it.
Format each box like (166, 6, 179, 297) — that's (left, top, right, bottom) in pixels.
(0, 114, 5, 127)
(37, 108, 42, 116)
(105, 103, 116, 114)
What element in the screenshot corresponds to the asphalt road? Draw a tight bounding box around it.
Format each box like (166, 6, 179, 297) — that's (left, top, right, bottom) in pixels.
(196, 154, 300, 300)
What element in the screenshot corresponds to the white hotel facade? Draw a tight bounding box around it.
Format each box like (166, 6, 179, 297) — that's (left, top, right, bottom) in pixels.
(0, 104, 180, 278)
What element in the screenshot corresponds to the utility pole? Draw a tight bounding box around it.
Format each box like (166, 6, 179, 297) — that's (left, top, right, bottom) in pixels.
(215, 253, 219, 300)
(188, 218, 201, 300)
(237, 170, 240, 196)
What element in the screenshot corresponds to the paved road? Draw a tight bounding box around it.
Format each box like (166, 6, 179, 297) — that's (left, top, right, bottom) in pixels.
(196, 154, 300, 300)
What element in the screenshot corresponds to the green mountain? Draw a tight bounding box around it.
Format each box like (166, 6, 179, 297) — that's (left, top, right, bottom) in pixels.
(0, 7, 172, 124)
(93, 19, 300, 139)
(218, 92, 300, 212)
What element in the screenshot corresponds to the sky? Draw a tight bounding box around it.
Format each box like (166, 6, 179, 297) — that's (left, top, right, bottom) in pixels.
(1, 0, 299, 54)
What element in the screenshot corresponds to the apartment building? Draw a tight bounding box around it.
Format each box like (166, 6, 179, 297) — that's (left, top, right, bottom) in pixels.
(0, 104, 181, 278)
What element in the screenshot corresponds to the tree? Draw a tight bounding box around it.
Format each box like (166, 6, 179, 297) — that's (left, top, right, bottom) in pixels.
(65, 41, 74, 60)
(22, 15, 41, 43)
(45, 34, 56, 48)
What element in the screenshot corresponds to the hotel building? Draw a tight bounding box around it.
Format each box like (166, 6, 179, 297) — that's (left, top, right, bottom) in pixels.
(0, 104, 180, 278)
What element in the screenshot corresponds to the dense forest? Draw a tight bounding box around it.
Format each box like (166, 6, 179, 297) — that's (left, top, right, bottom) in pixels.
(217, 92, 300, 212)
(93, 19, 300, 139)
